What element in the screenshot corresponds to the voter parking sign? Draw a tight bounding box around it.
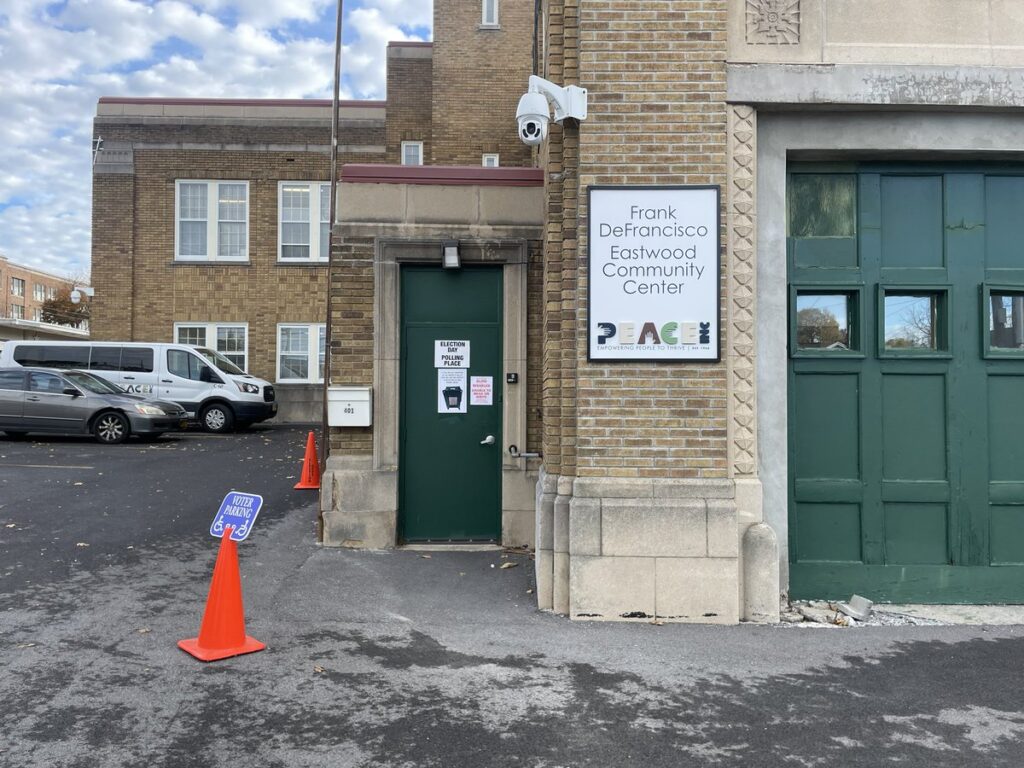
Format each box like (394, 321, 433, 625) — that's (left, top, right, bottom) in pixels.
(210, 492, 263, 542)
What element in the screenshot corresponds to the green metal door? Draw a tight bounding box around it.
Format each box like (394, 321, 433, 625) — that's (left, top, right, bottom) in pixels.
(789, 166, 1024, 602)
(399, 265, 503, 541)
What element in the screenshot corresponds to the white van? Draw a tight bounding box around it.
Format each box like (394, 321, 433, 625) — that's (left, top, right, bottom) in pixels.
(0, 341, 277, 432)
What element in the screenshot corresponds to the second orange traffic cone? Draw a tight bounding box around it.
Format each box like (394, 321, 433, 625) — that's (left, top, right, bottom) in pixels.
(294, 430, 321, 489)
(178, 526, 265, 662)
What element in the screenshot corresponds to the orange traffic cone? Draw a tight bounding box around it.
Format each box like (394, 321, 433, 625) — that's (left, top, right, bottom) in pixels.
(178, 526, 265, 662)
(294, 430, 321, 490)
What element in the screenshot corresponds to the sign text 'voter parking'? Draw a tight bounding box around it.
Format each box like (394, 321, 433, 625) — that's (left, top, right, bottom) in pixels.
(210, 492, 264, 542)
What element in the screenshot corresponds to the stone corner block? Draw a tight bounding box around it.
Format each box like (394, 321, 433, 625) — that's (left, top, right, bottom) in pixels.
(320, 467, 397, 550)
(707, 500, 740, 558)
(602, 498, 707, 558)
(570, 556, 656, 621)
(573, 477, 654, 499)
(655, 558, 740, 624)
(653, 478, 735, 500)
(569, 497, 601, 556)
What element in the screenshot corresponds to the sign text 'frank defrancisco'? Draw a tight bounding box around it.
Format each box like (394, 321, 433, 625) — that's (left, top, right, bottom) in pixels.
(588, 186, 720, 362)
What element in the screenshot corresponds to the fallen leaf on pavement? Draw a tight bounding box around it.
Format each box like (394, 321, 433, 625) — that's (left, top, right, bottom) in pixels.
(136, 627, 151, 634)
(500, 562, 518, 569)
(420, 554, 431, 559)
(4, 524, 14, 528)
(314, 665, 325, 674)
(76, 542, 89, 547)
(650, 620, 665, 626)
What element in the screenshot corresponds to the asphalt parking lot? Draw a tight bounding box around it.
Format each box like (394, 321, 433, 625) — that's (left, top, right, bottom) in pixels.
(3, 425, 1024, 767)
(0, 424, 318, 593)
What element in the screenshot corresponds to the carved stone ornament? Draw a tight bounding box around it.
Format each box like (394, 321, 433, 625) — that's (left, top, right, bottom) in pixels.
(745, 0, 800, 45)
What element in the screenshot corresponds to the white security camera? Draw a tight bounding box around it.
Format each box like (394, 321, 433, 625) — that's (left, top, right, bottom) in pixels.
(516, 91, 550, 146)
(515, 75, 588, 147)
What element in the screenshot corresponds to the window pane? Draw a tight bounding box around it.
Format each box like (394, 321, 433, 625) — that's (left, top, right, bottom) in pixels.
(796, 293, 851, 350)
(281, 326, 308, 354)
(320, 223, 330, 261)
(177, 327, 206, 347)
(318, 325, 326, 380)
(179, 183, 207, 219)
(0, 370, 25, 391)
(402, 143, 421, 166)
(483, 0, 497, 24)
(990, 291, 1024, 350)
(179, 221, 207, 257)
(217, 326, 246, 369)
(789, 174, 857, 239)
(218, 222, 246, 259)
(280, 355, 308, 380)
(884, 293, 939, 350)
(218, 183, 246, 220)
(29, 372, 65, 393)
(280, 326, 310, 380)
(319, 184, 331, 223)
(282, 222, 310, 246)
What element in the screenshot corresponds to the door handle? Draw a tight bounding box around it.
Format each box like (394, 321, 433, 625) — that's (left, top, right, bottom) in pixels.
(161, 379, 173, 384)
(123, 376, 135, 380)
(480, 435, 495, 445)
(26, 396, 40, 402)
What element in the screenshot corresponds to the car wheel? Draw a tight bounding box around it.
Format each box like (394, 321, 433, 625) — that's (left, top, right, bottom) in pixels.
(200, 403, 234, 433)
(93, 412, 129, 444)
(3, 431, 29, 440)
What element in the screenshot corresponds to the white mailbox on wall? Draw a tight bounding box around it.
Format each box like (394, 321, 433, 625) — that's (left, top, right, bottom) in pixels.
(327, 386, 372, 427)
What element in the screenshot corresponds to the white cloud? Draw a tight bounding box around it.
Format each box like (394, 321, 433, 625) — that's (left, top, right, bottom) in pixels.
(0, 0, 432, 278)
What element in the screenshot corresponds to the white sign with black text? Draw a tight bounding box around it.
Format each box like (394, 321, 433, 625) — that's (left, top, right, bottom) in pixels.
(588, 186, 720, 361)
(437, 368, 468, 413)
(434, 340, 470, 368)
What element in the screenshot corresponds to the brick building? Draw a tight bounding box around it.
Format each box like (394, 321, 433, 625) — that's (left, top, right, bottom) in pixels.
(93, 0, 1024, 620)
(0, 255, 87, 342)
(321, 0, 1024, 622)
(90, 3, 533, 421)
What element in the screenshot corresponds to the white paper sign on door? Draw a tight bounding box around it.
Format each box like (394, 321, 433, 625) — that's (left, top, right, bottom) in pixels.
(437, 369, 467, 413)
(470, 376, 493, 406)
(434, 340, 470, 368)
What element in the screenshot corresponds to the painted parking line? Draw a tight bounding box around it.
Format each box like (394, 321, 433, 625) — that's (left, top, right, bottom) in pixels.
(0, 464, 96, 470)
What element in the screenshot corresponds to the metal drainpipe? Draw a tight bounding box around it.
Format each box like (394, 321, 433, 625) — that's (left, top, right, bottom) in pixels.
(320, 0, 344, 541)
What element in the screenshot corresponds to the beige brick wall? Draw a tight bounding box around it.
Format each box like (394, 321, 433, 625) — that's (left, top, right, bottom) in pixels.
(546, 0, 730, 480)
(385, 45, 433, 164)
(90, 173, 134, 340)
(431, 0, 534, 167)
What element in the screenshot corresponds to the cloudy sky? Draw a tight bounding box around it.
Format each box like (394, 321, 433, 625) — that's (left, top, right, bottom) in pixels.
(0, 0, 431, 279)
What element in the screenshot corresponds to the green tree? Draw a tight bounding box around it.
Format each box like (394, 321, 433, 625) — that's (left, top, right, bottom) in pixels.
(41, 286, 90, 328)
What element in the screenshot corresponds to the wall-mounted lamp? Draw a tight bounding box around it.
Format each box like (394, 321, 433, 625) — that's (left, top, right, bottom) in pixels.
(442, 240, 460, 269)
(70, 285, 95, 304)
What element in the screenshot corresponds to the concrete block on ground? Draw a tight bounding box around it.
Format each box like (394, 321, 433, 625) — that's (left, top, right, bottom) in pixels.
(570, 556, 656, 620)
(553, 551, 570, 615)
(534, 549, 553, 610)
(602, 499, 707, 557)
(320, 466, 397, 549)
(743, 522, 780, 623)
(655, 558, 740, 624)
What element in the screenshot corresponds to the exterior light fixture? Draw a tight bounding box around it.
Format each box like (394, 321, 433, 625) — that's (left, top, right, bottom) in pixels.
(70, 285, 95, 304)
(442, 240, 460, 269)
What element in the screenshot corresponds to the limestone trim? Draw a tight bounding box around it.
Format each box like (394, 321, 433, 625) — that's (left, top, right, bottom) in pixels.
(727, 105, 758, 479)
(372, 236, 529, 475)
(745, 0, 800, 45)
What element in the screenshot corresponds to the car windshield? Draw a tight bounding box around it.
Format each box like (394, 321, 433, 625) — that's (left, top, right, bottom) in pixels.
(64, 370, 125, 395)
(194, 348, 245, 375)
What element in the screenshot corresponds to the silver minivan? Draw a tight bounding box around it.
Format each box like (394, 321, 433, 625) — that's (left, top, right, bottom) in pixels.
(0, 367, 188, 444)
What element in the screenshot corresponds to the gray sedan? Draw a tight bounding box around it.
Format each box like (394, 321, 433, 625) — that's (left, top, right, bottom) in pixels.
(0, 367, 188, 444)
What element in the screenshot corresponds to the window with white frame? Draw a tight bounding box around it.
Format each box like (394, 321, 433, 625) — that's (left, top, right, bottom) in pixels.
(279, 182, 331, 262)
(11, 277, 25, 297)
(33, 283, 46, 302)
(482, 153, 500, 168)
(33, 308, 42, 322)
(277, 324, 326, 383)
(482, 0, 498, 26)
(174, 322, 249, 370)
(11, 304, 24, 320)
(175, 181, 249, 261)
(401, 141, 423, 166)
(47, 286, 57, 300)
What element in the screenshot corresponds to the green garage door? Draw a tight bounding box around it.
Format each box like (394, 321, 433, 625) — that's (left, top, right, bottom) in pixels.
(789, 166, 1024, 602)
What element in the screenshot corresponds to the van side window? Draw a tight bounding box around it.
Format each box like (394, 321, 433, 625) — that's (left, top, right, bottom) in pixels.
(89, 346, 123, 371)
(0, 370, 25, 391)
(13, 345, 89, 369)
(168, 349, 218, 382)
(121, 348, 154, 373)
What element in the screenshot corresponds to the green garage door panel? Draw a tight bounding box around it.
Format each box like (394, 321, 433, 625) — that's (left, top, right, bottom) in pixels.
(789, 166, 1024, 603)
(399, 266, 503, 542)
